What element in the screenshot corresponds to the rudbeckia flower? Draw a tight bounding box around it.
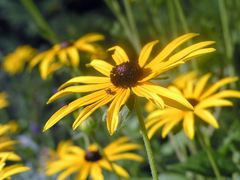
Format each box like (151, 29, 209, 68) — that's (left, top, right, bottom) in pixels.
(46, 137, 143, 180)
(146, 72, 240, 139)
(29, 33, 105, 79)
(44, 33, 215, 135)
(0, 122, 29, 179)
(2, 45, 35, 75)
(0, 92, 9, 109)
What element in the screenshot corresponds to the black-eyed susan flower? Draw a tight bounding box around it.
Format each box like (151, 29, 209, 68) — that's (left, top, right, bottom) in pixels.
(146, 72, 240, 139)
(46, 137, 143, 180)
(0, 92, 9, 109)
(2, 45, 36, 75)
(0, 122, 29, 179)
(29, 33, 105, 79)
(44, 33, 215, 135)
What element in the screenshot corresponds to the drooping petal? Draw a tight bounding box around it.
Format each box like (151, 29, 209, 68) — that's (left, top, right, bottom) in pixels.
(57, 166, 80, 180)
(162, 115, 183, 138)
(72, 92, 117, 130)
(0, 165, 29, 180)
(108, 46, 129, 65)
(106, 88, 130, 135)
(39, 52, 55, 79)
(193, 73, 211, 98)
(183, 112, 195, 139)
(200, 77, 238, 99)
(76, 163, 91, 180)
(138, 40, 159, 67)
(89, 59, 113, 77)
(44, 90, 109, 131)
(195, 109, 219, 128)
(90, 164, 104, 180)
(59, 76, 110, 90)
(77, 33, 105, 43)
(140, 83, 193, 111)
(99, 160, 129, 178)
(105, 143, 141, 156)
(107, 153, 143, 161)
(147, 118, 170, 139)
(132, 85, 164, 109)
(58, 50, 68, 65)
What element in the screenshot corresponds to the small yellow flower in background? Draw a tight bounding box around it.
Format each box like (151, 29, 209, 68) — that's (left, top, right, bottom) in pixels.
(0, 92, 9, 109)
(146, 72, 240, 139)
(44, 33, 215, 135)
(46, 137, 143, 180)
(2, 45, 36, 75)
(0, 122, 29, 179)
(29, 33, 105, 79)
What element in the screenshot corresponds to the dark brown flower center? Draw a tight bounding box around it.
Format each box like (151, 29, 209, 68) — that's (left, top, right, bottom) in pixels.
(110, 62, 143, 88)
(84, 150, 102, 162)
(60, 41, 73, 49)
(187, 98, 199, 107)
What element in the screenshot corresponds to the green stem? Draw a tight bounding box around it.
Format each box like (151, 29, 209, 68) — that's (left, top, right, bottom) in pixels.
(173, 0, 198, 71)
(196, 126, 222, 180)
(218, 0, 234, 76)
(123, 0, 141, 53)
(135, 99, 158, 180)
(20, 0, 58, 44)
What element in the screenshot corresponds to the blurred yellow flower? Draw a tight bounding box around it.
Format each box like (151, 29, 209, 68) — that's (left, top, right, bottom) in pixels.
(44, 33, 215, 135)
(46, 137, 143, 180)
(0, 93, 9, 109)
(146, 72, 240, 139)
(2, 45, 36, 75)
(0, 122, 29, 179)
(29, 33, 105, 79)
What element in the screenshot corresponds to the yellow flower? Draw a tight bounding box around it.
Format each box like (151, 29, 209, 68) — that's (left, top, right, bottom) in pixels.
(2, 45, 36, 75)
(0, 122, 29, 179)
(44, 33, 215, 135)
(29, 33, 105, 79)
(0, 93, 9, 109)
(146, 72, 240, 139)
(46, 137, 143, 180)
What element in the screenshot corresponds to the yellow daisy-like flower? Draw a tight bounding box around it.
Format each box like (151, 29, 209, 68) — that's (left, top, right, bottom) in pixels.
(2, 45, 36, 75)
(0, 122, 29, 179)
(29, 33, 105, 79)
(44, 33, 215, 135)
(146, 72, 240, 139)
(0, 92, 9, 109)
(46, 137, 143, 180)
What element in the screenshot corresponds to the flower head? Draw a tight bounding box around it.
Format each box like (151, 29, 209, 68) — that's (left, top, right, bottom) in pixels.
(29, 33, 105, 79)
(146, 72, 240, 139)
(46, 137, 143, 180)
(44, 33, 215, 135)
(0, 122, 29, 179)
(2, 45, 35, 75)
(0, 92, 9, 109)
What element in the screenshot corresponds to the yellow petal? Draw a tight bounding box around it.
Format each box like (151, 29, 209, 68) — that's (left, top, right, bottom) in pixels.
(147, 118, 170, 139)
(183, 112, 195, 139)
(193, 73, 211, 98)
(173, 71, 197, 89)
(59, 76, 110, 90)
(107, 89, 130, 135)
(40, 52, 55, 79)
(44, 90, 108, 131)
(145, 33, 199, 68)
(105, 143, 141, 155)
(183, 80, 194, 97)
(89, 59, 113, 76)
(141, 83, 193, 111)
(0, 165, 29, 179)
(138, 40, 159, 67)
(72, 93, 116, 130)
(90, 164, 104, 180)
(181, 48, 216, 62)
(48, 83, 111, 102)
(108, 153, 143, 161)
(67, 47, 79, 67)
(204, 90, 240, 100)
(195, 109, 219, 128)
(196, 98, 233, 109)
(200, 77, 238, 99)
(58, 50, 68, 64)
(108, 46, 129, 65)
(77, 33, 105, 42)
(162, 115, 183, 138)
(99, 160, 129, 178)
(28, 52, 46, 70)
(132, 86, 164, 109)
(57, 166, 79, 180)
(76, 163, 90, 180)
